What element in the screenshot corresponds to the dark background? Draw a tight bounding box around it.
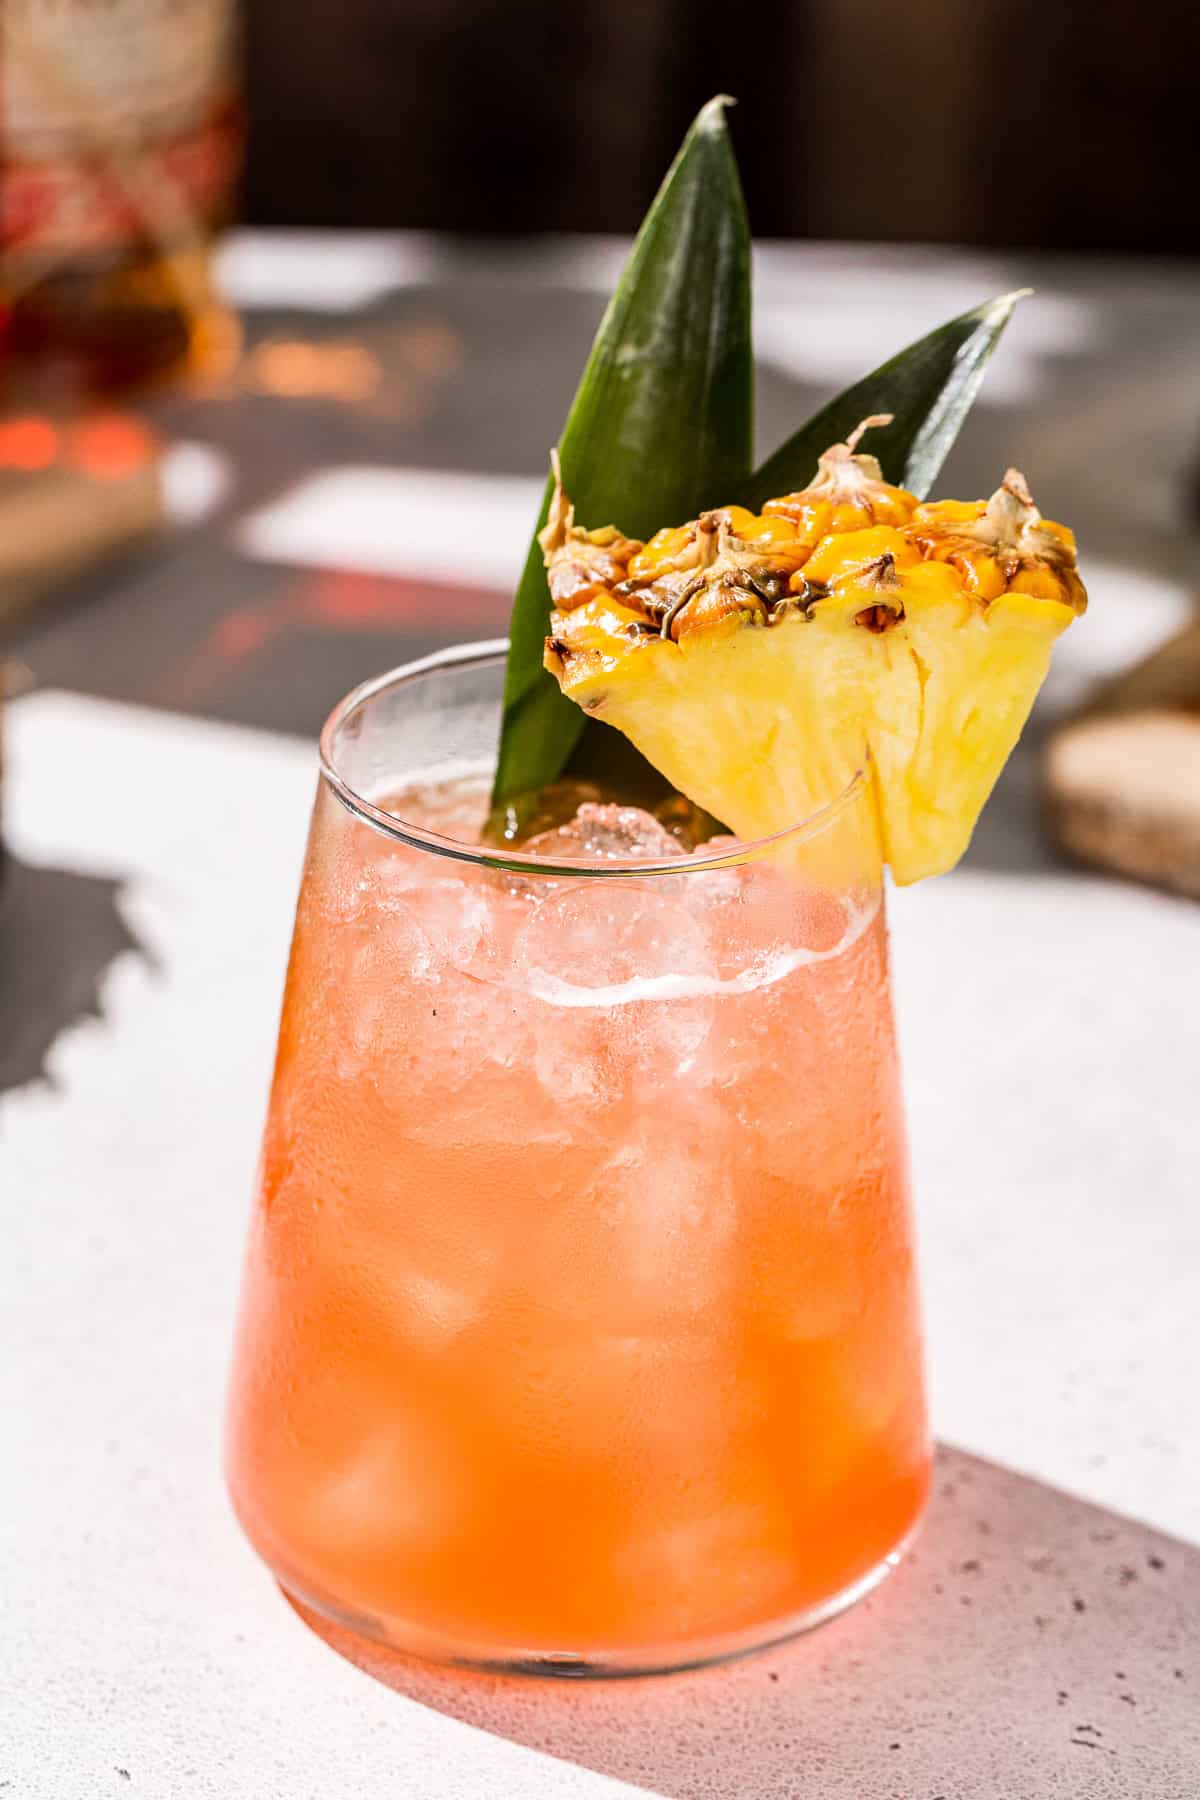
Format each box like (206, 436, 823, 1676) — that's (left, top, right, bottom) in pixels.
(243, 0, 1198, 252)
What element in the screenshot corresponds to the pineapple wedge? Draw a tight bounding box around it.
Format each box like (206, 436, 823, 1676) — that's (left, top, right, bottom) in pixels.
(541, 424, 1086, 884)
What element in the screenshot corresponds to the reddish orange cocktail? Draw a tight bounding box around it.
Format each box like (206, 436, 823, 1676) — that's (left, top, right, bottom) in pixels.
(226, 646, 929, 1673)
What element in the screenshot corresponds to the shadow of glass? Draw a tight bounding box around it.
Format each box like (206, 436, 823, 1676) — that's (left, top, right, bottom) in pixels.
(286, 1445, 1199, 1799)
(0, 852, 149, 1094)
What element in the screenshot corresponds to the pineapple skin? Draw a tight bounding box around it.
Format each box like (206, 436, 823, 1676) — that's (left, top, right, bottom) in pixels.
(541, 441, 1085, 885)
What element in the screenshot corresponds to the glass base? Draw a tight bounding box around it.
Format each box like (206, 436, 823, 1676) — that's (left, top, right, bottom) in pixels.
(280, 1522, 922, 1682)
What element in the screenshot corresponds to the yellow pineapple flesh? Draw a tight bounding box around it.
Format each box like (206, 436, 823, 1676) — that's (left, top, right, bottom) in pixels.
(540, 424, 1086, 884)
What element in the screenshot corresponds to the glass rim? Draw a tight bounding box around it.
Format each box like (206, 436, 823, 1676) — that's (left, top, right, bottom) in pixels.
(318, 638, 868, 879)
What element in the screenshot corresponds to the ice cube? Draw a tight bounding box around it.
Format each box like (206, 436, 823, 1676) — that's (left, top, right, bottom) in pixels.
(611, 1502, 796, 1633)
(515, 880, 712, 1003)
(381, 865, 492, 972)
(379, 772, 491, 844)
(513, 882, 717, 1102)
(498, 777, 607, 845)
(538, 1131, 737, 1325)
(524, 803, 686, 863)
(332, 832, 501, 977)
(405, 967, 537, 1110)
(493, 1328, 729, 1470)
(653, 793, 722, 850)
(696, 857, 862, 986)
(334, 902, 437, 1072)
(307, 1391, 469, 1555)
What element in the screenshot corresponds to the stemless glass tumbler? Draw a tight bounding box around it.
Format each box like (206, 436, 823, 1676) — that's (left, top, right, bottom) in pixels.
(226, 642, 929, 1675)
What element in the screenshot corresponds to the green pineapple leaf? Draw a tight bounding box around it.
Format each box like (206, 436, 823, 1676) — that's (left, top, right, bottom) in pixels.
(740, 289, 1029, 509)
(491, 95, 753, 814)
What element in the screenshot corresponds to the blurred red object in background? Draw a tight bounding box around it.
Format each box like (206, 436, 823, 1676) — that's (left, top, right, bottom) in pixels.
(1, 0, 242, 393)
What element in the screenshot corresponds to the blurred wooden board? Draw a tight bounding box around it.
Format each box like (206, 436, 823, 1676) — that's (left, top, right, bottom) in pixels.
(1045, 619, 1200, 898)
(0, 459, 163, 626)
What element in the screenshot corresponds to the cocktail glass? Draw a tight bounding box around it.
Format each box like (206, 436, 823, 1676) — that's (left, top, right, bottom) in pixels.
(226, 640, 930, 1675)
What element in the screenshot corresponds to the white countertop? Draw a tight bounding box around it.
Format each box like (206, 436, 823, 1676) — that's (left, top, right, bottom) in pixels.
(4, 687, 1198, 1798)
(4, 230, 1200, 1797)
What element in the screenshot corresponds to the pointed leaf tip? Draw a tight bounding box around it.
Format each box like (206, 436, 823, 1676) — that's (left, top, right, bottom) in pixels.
(697, 94, 737, 127)
(980, 286, 1031, 322)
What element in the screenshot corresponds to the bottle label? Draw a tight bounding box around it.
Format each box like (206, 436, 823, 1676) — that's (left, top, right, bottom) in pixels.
(2, 0, 238, 259)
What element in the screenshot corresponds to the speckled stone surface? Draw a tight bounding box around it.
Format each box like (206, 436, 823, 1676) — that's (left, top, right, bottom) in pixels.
(304, 1446, 1200, 1799)
(6, 232, 1200, 1795)
(4, 689, 1198, 1800)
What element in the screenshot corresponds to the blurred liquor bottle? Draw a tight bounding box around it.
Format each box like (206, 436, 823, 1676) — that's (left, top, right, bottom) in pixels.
(0, 0, 242, 392)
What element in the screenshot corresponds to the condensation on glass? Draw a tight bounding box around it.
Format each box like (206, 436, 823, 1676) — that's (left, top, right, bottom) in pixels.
(226, 641, 930, 1675)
